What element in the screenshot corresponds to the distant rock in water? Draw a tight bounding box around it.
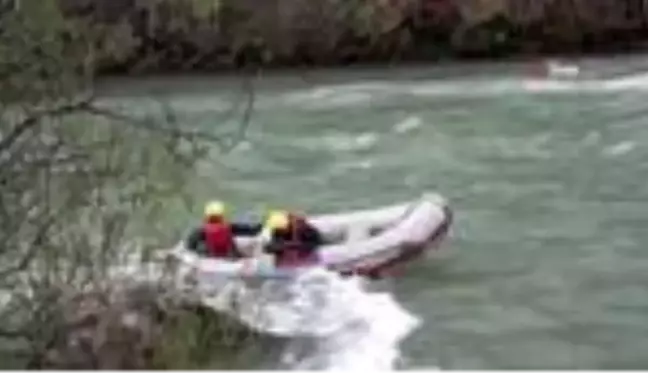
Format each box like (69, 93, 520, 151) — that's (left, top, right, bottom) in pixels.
(545, 60, 580, 80)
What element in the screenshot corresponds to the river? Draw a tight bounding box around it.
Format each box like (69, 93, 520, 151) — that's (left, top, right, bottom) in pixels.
(98, 54, 648, 369)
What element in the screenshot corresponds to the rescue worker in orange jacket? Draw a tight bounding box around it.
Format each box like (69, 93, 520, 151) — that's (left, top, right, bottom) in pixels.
(261, 210, 323, 267)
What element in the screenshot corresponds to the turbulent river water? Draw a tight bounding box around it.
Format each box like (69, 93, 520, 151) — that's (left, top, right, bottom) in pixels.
(100, 54, 648, 369)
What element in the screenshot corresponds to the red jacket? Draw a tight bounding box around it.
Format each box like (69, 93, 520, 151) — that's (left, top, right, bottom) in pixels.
(271, 214, 322, 267)
(203, 217, 235, 258)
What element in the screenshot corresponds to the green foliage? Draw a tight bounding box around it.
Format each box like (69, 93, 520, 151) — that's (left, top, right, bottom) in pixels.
(152, 306, 266, 369)
(0, 0, 257, 369)
(188, 0, 221, 19)
(0, 2, 83, 103)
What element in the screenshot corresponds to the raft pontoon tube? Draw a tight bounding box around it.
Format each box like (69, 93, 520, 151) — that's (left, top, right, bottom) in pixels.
(167, 192, 452, 280)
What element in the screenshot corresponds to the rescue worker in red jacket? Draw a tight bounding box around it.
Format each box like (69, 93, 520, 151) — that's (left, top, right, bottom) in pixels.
(186, 200, 239, 258)
(261, 210, 324, 267)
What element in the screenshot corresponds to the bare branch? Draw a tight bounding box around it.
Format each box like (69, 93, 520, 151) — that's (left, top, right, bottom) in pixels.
(220, 72, 257, 153)
(0, 215, 54, 280)
(0, 1, 262, 369)
(84, 80, 256, 154)
(0, 96, 93, 155)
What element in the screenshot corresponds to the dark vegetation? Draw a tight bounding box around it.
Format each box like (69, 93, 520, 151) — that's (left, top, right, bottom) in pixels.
(52, 0, 648, 74)
(0, 0, 258, 368)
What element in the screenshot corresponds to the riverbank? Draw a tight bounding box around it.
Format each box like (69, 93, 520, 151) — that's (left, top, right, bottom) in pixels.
(95, 52, 648, 98)
(52, 0, 648, 75)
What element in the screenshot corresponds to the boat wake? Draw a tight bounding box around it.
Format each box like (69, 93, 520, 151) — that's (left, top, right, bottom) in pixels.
(190, 267, 421, 370)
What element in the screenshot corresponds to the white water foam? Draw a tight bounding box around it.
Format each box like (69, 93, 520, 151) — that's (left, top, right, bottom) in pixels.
(190, 267, 422, 370)
(8, 249, 421, 370)
(100, 71, 648, 117)
(273, 72, 648, 111)
(393, 116, 422, 134)
(111, 250, 422, 370)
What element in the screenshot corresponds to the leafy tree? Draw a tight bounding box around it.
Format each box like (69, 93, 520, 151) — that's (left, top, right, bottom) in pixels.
(0, 0, 258, 368)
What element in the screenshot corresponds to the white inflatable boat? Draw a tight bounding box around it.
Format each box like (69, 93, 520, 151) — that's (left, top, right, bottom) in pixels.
(166, 192, 452, 281)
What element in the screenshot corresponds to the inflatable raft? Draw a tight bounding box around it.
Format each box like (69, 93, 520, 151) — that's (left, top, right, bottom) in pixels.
(166, 193, 452, 281)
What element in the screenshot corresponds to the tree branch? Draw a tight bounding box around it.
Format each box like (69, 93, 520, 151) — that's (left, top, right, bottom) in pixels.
(0, 96, 93, 156)
(220, 73, 256, 153)
(0, 212, 57, 281)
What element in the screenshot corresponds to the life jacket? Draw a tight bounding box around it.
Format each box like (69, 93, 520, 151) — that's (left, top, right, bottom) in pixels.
(274, 214, 319, 267)
(203, 217, 234, 258)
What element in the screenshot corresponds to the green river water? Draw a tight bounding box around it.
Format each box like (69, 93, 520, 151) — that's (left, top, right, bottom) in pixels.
(99, 55, 648, 369)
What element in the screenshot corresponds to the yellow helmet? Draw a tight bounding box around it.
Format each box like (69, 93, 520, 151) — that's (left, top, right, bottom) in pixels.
(204, 200, 226, 218)
(265, 210, 289, 231)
